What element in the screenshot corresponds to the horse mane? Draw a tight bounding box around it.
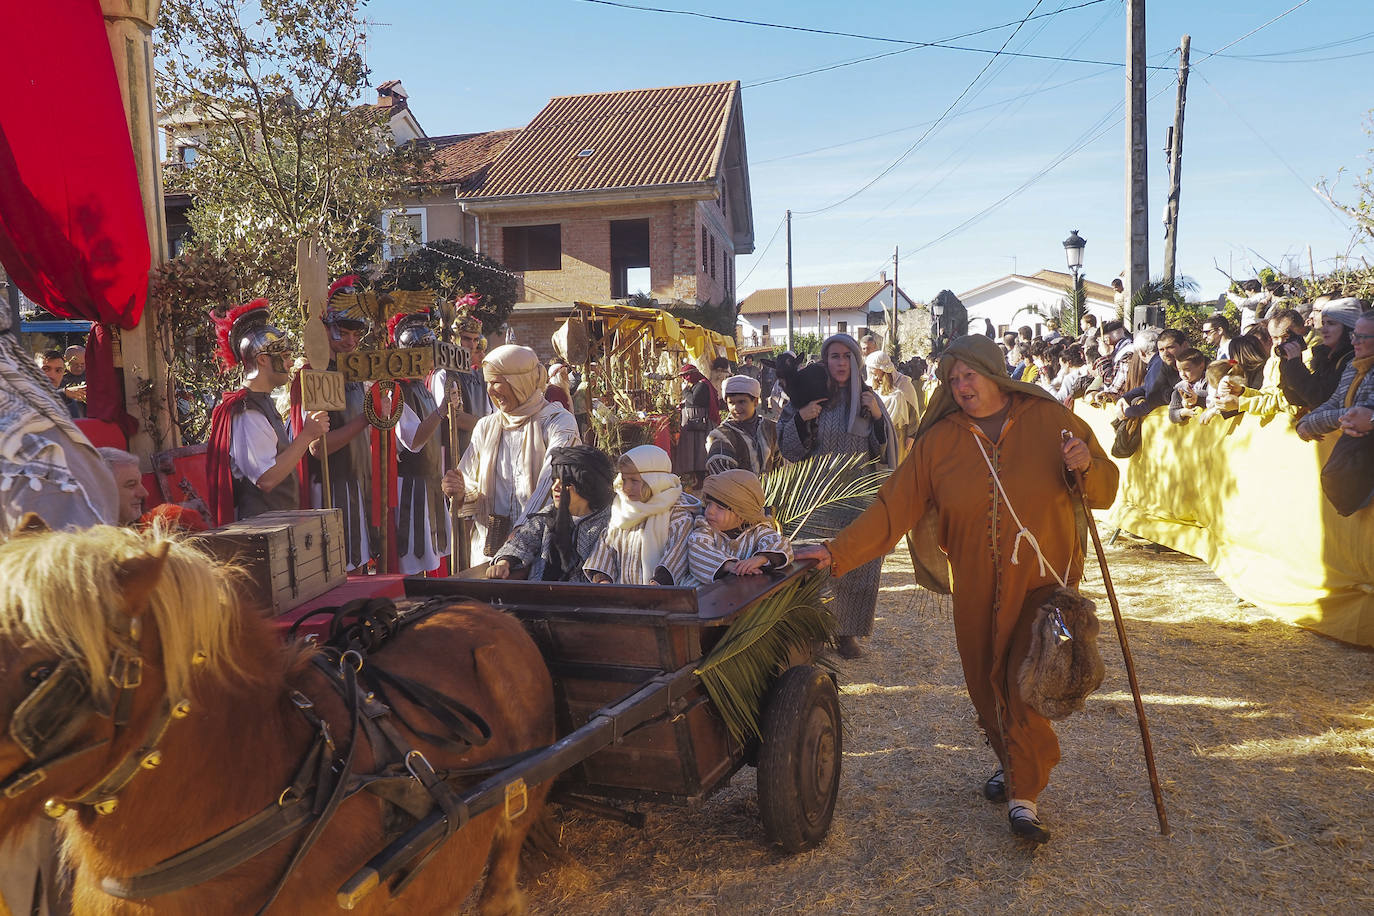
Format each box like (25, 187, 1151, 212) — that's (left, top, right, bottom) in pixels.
(0, 526, 250, 703)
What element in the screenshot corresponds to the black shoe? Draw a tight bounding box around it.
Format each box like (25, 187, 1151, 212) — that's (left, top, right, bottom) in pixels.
(836, 636, 864, 659)
(1008, 805, 1050, 844)
(982, 767, 1006, 803)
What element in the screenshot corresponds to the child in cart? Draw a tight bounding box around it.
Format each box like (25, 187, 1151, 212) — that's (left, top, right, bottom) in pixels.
(687, 469, 792, 582)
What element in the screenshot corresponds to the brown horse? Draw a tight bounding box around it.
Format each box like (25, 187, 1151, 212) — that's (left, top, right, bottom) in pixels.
(0, 521, 554, 915)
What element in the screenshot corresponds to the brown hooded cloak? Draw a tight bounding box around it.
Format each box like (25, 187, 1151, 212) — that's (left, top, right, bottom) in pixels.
(827, 335, 1118, 801)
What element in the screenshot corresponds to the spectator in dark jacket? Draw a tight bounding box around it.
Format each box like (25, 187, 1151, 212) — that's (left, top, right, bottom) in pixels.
(1278, 299, 1365, 410)
(1121, 328, 1184, 419)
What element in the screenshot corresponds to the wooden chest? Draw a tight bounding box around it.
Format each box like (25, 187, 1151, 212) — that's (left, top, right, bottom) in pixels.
(197, 509, 347, 614)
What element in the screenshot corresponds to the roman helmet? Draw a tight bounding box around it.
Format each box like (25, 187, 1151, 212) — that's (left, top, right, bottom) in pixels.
(322, 275, 371, 340)
(211, 299, 292, 378)
(387, 311, 437, 349)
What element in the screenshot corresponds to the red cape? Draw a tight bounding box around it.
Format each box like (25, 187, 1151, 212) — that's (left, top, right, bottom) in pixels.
(205, 389, 249, 527)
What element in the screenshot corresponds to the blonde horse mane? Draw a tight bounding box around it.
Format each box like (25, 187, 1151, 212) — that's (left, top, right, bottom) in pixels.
(0, 525, 247, 703)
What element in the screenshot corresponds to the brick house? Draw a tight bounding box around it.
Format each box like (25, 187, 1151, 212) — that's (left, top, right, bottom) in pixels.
(389, 81, 754, 361)
(736, 278, 919, 349)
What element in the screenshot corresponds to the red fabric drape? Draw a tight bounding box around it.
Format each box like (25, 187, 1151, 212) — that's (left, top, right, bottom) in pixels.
(0, 0, 150, 434)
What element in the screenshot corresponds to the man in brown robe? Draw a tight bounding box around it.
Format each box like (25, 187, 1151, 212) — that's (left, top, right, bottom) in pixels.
(798, 334, 1118, 843)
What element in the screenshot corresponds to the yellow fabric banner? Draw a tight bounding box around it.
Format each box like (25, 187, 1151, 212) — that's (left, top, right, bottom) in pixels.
(1079, 405, 1374, 647)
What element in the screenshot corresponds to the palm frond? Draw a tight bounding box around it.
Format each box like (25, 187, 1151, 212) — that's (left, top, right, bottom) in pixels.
(695, 572, 833, 743)
(763, 452, 889, 542)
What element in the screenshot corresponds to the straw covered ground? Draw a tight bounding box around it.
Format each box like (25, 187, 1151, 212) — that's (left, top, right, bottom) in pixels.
(522, 532, 1374, 915)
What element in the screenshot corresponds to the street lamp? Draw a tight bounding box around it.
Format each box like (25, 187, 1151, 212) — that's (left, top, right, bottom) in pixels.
(932, 301, 945, 348)
(1062, 229, 1087, 331)
(816, 287, 829, 340)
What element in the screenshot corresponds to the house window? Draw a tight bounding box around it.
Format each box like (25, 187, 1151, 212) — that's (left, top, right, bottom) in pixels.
(709, 236, 717, 280)
(701, 227, 708, 268)
(609, 219, 651, 299)
(837, 320, 848, 334)
(178, 145, 198, 165)
(381, 208, 426, 260)
(502, 224, 561, 271)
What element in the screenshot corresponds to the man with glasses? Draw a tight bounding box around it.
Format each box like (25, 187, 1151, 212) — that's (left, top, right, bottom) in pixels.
(1201, 314, 1235, 359)
(1297, 311, 1374, 441)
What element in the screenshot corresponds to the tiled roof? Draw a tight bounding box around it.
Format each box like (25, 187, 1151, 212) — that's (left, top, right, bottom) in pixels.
(457, 81, 739, 199)
(738, 281, 897, 316)
(1029, 269, 1117, 302)
(425, 129, 522, 187)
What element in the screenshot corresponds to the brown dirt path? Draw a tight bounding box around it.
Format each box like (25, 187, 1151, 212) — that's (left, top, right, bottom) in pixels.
(524, 532, 1374, 915)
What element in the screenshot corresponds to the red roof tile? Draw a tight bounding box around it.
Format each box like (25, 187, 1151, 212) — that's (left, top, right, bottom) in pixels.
(458, 81, 739, 199)
(425, 129, 522, 187)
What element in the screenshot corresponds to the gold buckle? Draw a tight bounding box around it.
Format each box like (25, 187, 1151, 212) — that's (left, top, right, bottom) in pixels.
(108, 651, 142, 690)
(503, 778, 528, 820)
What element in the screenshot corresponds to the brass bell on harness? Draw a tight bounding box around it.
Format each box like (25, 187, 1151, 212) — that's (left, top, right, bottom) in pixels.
(93, 797, 118, 816)
(140, 751, 162, 770)
(171, 700, 192, 719)
(42, 799, 68, 819)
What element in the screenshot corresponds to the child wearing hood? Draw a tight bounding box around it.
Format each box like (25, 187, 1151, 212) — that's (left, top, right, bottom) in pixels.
(585, 445, 701, 586)
(687, 469, 792, 581)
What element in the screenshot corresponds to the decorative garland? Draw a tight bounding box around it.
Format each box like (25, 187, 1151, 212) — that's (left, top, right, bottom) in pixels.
(364, 380, 405, 429)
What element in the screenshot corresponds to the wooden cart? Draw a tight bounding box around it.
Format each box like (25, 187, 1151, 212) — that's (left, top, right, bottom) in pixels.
(339, 562, 840, 906)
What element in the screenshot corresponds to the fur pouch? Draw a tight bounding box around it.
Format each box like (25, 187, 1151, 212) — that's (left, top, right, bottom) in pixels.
(1017, 585, 1105, 720)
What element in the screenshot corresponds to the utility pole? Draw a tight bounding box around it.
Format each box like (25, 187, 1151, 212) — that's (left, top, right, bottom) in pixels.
(785, 209, 795, 352)
(1162, 34, 1190, 289)
(816, 287, 828, 339)
(1126, 0, 1149, 320)
(890, 246, 900, 358)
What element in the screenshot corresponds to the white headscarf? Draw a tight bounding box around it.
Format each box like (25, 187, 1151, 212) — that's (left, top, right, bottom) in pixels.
(477, 345, 558, 515)
(609, 444, 683, 581)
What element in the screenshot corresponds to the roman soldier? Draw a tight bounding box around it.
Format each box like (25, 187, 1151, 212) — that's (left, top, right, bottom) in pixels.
(430, 292, 490, 457)
(289, 275, 374, 569)
(207, 300, 329, 526)
(389, 311, 448, 574)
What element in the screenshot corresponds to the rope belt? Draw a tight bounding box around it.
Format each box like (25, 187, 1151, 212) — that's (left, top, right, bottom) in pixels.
(973, 435, 1068, 589)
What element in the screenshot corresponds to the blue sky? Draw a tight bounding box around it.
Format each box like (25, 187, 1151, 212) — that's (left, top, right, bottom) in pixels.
(365, 0, 1373, 302)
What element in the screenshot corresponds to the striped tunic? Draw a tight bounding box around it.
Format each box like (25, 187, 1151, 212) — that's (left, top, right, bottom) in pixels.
(583, 495, 699, 586)
(778, 398, 890, 636)
(687, 518, 792, 582)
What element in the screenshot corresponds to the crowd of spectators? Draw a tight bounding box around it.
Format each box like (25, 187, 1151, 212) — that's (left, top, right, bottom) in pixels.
(966, 294, 1374, 481)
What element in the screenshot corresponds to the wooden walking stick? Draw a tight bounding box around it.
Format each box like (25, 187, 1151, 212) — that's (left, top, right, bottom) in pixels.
(447, 380, 469, 573)
(1062, 430, 1169, 835)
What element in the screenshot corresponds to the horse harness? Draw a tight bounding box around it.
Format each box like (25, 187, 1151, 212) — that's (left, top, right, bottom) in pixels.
(3, 596, 518, 915)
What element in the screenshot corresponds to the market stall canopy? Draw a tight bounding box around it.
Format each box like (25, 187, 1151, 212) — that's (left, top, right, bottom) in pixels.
(555, 301, 736, 369)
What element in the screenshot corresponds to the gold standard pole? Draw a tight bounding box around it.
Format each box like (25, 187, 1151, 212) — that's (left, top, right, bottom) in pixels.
(318, 433, 332, 510)
(1063, 431, 1169, 835)
(448, 382, 466, 573)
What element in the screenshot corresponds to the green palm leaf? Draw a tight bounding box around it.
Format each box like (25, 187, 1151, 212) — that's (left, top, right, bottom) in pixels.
(762, 452, 889, 542)
(695, 572, 833, 743)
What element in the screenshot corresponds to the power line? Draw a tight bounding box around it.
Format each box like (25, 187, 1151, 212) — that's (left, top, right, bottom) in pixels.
(579, 0, 1173, 71)
(736, 214, 786, 290)
(577, 0, 1111, 47)
(1193, 0, 1316, 64)
(1192, 71, 1354, 232)
(794, 0, 1051, 217)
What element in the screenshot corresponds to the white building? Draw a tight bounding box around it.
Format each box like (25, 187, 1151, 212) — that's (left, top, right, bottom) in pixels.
(736, 278, 919, 349)
(958, 270, 1119, 337)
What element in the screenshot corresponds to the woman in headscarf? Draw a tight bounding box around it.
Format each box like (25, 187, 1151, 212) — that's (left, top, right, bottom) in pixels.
(1279, 298, 1365, 409)
(585, 444, 701, 586)
(865, 349, 921, 457)
(778, 333, 897, 659)
(797, 334, 1117, 844)
(674, 362, 720, 488)
(489, 445, 615, 582)
(441, 344, 581, 564)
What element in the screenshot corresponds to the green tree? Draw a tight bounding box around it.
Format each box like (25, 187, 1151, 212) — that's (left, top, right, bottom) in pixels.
(156, 0, 429, 299)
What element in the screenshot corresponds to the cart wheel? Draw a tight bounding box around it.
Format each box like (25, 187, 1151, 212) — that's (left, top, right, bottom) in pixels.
(757, 664, 841, 852)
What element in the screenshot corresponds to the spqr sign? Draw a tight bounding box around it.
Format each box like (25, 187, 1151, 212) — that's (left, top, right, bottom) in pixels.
(299, 369, 347, 411)
(336, 341, 469, 382)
